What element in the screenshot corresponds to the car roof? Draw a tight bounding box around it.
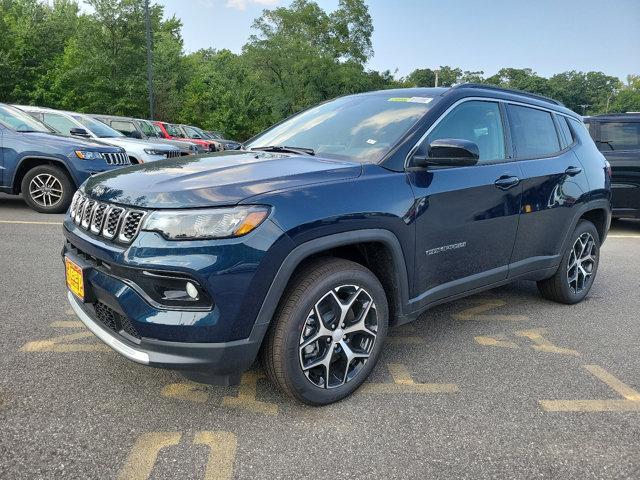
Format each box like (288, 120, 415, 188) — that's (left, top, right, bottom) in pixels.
(361, 84, 579, 118)
(584, 113, 640, 122)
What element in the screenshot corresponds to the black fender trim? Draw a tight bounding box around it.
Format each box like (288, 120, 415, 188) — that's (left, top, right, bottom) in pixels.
(12, 155, 78, 192)
(248, 228, 410, 340)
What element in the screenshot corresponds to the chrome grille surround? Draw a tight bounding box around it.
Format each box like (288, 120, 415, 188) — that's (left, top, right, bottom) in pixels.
(70, 192, 146, 245)
(104, 152, 131, 165)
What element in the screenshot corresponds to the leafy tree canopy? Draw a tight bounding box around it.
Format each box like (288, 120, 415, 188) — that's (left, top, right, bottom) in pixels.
(1, 0, 638, 140)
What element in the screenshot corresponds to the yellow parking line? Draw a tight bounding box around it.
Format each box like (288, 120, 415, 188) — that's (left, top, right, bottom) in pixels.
(359, 363, 458, 394)
(49, 320, 84, 328)
(161, 382, 210, 403)
(118, 432, 182, 480)
(222, 371, 278, 415)
(539, 364, 640, 412)
(515, 329, 580, 356)
(387, 336, 426, 345)
(540, 399, 640, 412)
(0, 220, 63, 225)
(474, 335, 519, 349)
(193, 432, 237, 480)
(584, 365, 640, 401)
(608, 234, 640, 238)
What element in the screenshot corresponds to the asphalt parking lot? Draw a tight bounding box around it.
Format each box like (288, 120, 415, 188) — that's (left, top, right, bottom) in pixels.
(0, 192, 639, 479)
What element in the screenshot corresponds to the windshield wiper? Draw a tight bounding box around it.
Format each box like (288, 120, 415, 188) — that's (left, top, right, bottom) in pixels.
(250, 145, 315, 156)
(595, 140, 614, 151)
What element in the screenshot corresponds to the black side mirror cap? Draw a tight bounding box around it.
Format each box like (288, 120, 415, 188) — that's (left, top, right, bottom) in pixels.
(69, 127, 90, 137)
(412, 138, 479, 168)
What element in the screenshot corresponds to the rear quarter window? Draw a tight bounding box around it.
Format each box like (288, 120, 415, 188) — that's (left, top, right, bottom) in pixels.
(507, 104, 560, 158)
(556, 116, 574, 149)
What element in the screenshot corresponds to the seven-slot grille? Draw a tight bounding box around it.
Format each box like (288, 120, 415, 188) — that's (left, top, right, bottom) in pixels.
(69, 192, 146, 244)
(104, 152, 130, 165)
(165, 150, 181, 158)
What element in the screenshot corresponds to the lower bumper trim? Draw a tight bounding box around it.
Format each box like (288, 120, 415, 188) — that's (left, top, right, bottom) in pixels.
(67, 292, 150, 364)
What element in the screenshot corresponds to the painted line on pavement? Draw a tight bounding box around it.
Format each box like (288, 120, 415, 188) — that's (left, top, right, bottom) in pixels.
(0, 220, 63, 225)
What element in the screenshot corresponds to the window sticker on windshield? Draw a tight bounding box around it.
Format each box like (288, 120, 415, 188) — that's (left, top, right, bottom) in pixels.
(388, 97, 433, 104)
(366, 139, 377, 145)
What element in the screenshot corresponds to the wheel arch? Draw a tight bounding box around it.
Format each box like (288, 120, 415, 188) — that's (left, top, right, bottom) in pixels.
(12, 156, 77, 194)
(253, 230, 410, 335)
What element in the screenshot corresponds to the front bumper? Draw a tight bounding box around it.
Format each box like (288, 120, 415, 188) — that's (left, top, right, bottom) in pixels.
(67, 291, 267, 380)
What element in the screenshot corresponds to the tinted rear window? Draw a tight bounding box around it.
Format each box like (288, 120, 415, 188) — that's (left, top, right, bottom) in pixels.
(599, 122, 640, 150)
(556, 115, 574, 149)
(508, 104, 560, 158)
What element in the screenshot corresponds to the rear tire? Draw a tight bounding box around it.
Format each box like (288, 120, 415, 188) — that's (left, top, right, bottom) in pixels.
(262, 257, 388, 405)
(537, 220, 600, 304)
(21, 165, 74, 214)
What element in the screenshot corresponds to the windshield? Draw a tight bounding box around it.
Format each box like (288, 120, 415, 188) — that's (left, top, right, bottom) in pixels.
(245, 94, 435, 163)
(138, 119, 160, 138)
(207, 131, 223, 140)
(0, 105, 52, 133)
(165, 123, 185, 137)
(72, 114, 124, 138)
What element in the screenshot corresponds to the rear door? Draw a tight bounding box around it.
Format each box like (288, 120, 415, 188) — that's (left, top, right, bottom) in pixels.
(595, 120, 640, 217)
(408, 99, 523, 305)
(507, 104, 590, 275)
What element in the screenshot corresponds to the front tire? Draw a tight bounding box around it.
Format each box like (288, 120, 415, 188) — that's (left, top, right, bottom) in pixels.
(21, 165, 74, 214)
(537, 220, 600, 304)
(262, 257, 388, 405)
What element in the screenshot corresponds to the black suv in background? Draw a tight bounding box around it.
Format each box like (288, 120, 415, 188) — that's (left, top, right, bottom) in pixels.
(584, 113, 640, 218)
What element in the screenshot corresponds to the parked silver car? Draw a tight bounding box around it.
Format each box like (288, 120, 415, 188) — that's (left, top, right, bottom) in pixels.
(17, 106, 181, 164)
(91, 114, 204, 155)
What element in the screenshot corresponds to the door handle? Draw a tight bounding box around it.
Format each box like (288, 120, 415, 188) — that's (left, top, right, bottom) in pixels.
(565, 166, 582, 176)
(494, 175, 520, 190)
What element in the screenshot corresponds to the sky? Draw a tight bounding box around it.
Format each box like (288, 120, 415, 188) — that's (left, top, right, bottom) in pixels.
(156, 0, 640, 81)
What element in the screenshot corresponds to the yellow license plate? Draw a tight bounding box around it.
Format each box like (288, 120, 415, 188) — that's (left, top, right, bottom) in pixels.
(65, 257, 85, 301)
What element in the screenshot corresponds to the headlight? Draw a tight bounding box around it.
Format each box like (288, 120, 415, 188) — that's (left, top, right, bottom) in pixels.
(75, 150, 104, 160)
(142, 206, 270, 240)
(144, 148, 166, 155)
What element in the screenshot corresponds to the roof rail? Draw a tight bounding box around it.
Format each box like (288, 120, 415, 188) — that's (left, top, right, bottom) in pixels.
(452, 83, 564, 106)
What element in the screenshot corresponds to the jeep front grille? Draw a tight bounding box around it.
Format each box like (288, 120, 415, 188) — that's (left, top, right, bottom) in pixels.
(104, 152, 131, 165)
(69, 191, 146, 245)
(166, 150, 180, 159)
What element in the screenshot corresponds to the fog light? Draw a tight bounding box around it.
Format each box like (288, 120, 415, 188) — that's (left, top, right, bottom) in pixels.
(186, 282, 199, 299)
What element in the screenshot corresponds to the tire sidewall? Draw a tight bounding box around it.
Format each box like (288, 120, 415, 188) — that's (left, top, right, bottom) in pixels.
(280, 266, 389, 405)
(21, 165, 74, 214)
(557, 221, 601, 303)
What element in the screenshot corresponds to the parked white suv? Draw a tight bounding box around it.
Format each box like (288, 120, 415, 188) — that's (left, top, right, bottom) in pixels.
(17, 106, 181, 164)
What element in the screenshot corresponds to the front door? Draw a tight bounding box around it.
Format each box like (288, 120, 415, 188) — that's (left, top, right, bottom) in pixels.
(407, 99, 522, 308)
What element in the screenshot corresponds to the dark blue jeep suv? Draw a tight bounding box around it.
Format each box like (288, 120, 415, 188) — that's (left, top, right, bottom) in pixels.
(0, 103, 129, 213)
(62, 85, 611, 405)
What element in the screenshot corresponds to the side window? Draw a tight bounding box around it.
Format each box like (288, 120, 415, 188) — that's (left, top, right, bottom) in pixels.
(507, 104, 560, 158)
(427, 100, 506, 163)
(42, 113, 77, 136)
(111, 121, 136, 137)
(599, 122, 640, 151)
(556, 115, 574, 149)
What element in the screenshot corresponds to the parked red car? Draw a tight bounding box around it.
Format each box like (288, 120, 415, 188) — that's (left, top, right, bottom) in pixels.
(154, 121, 218, 152)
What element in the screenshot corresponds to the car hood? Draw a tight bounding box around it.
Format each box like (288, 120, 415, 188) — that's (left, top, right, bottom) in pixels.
(99, 137, 178, 151)
(83, 151, 362, 208)
(19, 132, 121, 152)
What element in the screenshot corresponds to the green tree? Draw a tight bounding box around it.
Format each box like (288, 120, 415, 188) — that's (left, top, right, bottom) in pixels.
(610, 75, 640, 113)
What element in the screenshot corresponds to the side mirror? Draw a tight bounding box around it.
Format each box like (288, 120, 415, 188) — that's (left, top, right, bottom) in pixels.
(70, 127, 90, 137)
(130, 130, 143, 139)
(412, 138, 479, 168)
